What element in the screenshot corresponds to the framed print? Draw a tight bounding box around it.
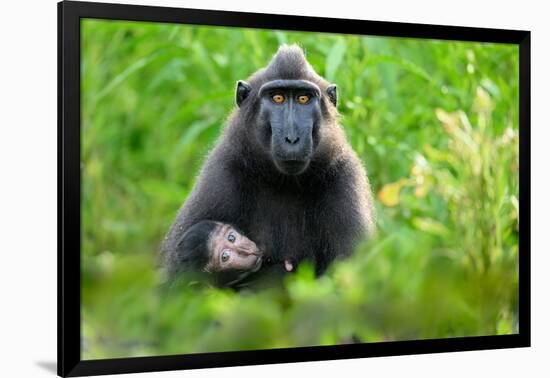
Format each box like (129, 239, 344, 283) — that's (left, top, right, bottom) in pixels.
(58, 1, 530, 376)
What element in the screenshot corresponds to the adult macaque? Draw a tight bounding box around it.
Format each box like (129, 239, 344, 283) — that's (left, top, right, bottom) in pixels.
(162, 45, 375, 282)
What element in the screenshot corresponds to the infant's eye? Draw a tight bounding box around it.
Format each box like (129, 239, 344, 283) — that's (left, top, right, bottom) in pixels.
(297, 95, 310, 104)
(272, 94, 285, 104)
(227, 233, 236, 243)
(221, 250, 231, 262)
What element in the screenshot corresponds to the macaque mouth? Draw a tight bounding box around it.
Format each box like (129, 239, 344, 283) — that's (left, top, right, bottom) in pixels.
(274, 151, 311, 161)
(274, 158, 310, 175)
(279, 158, 308, 164)
(251, 255, 263, 272)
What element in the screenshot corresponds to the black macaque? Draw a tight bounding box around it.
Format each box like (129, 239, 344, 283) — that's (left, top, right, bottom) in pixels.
(161, 44, 375, 286)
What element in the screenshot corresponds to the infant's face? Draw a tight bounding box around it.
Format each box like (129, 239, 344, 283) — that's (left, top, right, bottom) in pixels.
(205, 223, 262, 273)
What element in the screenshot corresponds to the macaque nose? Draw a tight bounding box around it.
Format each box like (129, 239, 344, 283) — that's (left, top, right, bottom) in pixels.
(285, 135, 300, 145)
(238, 244, 261, 256)
(248, 247, 261, 256)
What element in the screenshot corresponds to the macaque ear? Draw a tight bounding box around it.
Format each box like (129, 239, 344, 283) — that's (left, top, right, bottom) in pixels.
(326, 84, 337, 106)
(236, 80, 252, 107)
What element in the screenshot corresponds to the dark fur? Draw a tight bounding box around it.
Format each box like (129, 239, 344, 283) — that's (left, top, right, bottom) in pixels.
(173, 221, 217, 273)
(161, 45, 375, 278)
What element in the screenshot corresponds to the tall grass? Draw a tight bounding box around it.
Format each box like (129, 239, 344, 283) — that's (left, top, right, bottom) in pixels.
(81, 19, 519, 359)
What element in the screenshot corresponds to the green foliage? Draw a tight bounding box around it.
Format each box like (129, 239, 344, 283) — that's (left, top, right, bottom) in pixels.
(81, 19, 519, 359)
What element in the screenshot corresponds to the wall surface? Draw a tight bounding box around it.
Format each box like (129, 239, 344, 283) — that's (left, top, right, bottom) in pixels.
(0, 0, 547, 377)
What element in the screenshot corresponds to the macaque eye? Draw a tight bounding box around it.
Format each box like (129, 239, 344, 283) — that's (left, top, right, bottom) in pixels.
(297, 95, 310, 104)
(221, 250, 231, 262)
(272, 94, 285, 104)
(227, 233, 236, 243)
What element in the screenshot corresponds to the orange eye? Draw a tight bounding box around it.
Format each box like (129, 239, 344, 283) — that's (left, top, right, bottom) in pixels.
(297, 95, 310, 104)
(272, 94, 285, 103)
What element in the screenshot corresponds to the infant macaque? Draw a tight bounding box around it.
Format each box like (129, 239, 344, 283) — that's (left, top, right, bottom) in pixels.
(175, 220, 263, 287)
(174, 220, 298, 288)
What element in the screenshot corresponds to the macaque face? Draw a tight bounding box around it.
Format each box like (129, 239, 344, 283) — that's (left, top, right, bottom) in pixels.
(204, 223, 262, 273)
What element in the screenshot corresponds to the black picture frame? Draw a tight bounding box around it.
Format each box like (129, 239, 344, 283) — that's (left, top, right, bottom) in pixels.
(58, 1, 531, 376)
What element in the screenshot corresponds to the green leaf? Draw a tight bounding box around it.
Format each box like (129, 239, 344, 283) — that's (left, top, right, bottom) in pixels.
(325, 40, 347, 82)
(412, 217, 450, 237)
